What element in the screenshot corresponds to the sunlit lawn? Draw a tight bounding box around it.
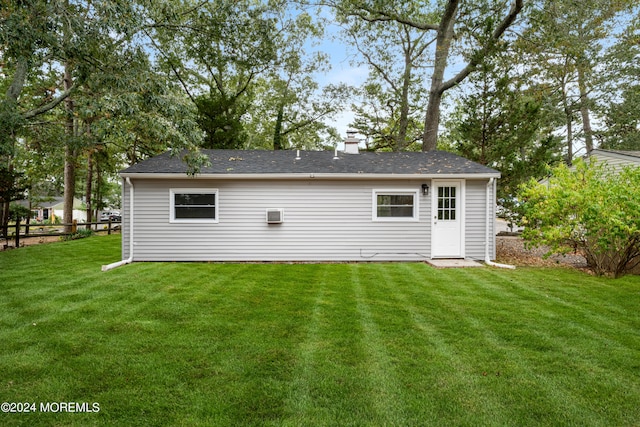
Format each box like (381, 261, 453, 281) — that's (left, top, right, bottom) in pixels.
(1, 235, 639, 426)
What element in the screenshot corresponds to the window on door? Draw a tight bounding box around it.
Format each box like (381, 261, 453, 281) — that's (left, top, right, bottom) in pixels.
(437, 186, 456, 220)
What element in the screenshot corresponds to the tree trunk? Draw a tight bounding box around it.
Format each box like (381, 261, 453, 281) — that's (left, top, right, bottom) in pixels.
(63, 62, 76, 233)
(396, 57, 412, 152)
(0, 158, 19, 239)
(273, 103, 285, 150)
(577, 65, 594, 154)
(423, 91, 444, 152)
(1, 58, 28, 239)
(85, 149, 93, 226)
(420, 0, 522, 151)
(565, 107, 573, 166)
(422, 0, 458, 151)
(6, 57, 29, 104)
(95, 160, 101, 221)
(63, 147, 76, 232)
(560, 75, 573, 166)
(25, 200, 31, 234)
(479, 73, 490, 165)
(1, 199, 9, 240)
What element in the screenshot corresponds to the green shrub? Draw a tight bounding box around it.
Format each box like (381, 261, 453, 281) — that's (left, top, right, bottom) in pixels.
(8, 204, 30, 221)
(62, 228, 94, 241)
(44, 216, 61, 225)
(518, 160, 640, 278)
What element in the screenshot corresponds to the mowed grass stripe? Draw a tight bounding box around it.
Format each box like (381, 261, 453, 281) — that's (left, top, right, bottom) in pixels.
(350, 265, 408, 425)
(368, 264, 519, 425)
(470, 267, 640, 368)
(282, 264, 378, 426)
(281, 268, 327, 424)
(97, 263, 319, 425)
(447, 267, 639, 354)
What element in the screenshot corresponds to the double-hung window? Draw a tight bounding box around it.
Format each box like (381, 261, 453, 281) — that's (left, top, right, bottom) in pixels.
(170, 189, 218, 223)
(373, 190, 418, 221)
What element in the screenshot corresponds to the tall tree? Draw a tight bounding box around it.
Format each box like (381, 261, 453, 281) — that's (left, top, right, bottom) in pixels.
(445, 46, 563, 200)
(249, 75, 349, 150)
(1, 0, 202, 233)
(1, 0, 81, 233)
(599, 12, 640, 150)
(149, 0, 344, 151)
(62, 59, 77, 231)
(327, 0, 524, 151)
(337, 10, 431, 151)
(0, 1, 78, 156)
(601, 86, 640, 151)
(148, 0, 278, 149)
(264, 8, 348, 151)
(518, 0, 636, 163)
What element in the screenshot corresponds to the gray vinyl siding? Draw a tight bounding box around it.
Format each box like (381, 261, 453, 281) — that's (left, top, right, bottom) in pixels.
(124, 178, 429, 262)
(464, 180, 495, 261)
(122, 177, 495, 262)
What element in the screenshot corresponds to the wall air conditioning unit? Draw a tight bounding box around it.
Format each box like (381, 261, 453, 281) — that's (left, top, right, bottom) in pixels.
(266, 208, 284, 224)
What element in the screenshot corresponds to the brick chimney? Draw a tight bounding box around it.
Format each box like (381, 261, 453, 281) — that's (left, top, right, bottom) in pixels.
(344, 130, 360, 154)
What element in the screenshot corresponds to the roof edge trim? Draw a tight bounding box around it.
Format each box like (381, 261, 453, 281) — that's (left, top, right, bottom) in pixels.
(120, 172, 501, 180)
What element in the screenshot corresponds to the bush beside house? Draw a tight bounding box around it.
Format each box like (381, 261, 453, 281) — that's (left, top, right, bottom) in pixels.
(518, 160, 640, 278)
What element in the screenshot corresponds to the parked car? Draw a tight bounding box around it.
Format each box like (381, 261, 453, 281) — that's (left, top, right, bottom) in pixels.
(100, 211, 121, 222)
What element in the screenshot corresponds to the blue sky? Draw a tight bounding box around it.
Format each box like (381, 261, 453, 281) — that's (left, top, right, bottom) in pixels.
(303, 12, 370, 144)
(317, 37, 368, 142)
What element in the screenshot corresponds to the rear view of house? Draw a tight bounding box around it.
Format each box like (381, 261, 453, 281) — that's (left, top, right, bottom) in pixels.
(115, 149, 500, 263)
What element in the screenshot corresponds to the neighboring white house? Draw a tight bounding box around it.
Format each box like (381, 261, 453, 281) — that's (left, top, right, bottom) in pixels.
(587, 149, 640, 172)
(538, 149, 640, 187)
(116, 149, 501, 263)
(29, 197, 86, 223)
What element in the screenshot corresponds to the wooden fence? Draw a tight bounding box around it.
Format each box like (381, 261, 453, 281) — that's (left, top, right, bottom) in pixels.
(2, 218, 121, 249)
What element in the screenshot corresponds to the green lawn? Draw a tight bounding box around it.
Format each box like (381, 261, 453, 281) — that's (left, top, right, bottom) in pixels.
(1, 235, 639, 426)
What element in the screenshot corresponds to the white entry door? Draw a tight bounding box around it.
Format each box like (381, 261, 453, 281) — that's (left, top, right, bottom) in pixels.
(432, 180, 464, 258)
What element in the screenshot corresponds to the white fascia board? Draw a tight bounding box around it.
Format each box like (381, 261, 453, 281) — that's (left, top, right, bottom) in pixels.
(120, 172, 501, 180)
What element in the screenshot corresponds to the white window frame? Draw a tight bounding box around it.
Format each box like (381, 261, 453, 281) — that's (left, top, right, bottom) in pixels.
(372, 189, 419, 222)
(170, 188, 219, 223)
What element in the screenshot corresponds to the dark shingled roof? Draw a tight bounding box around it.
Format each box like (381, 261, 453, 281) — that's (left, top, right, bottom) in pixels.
(121, 149, 500, 176)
